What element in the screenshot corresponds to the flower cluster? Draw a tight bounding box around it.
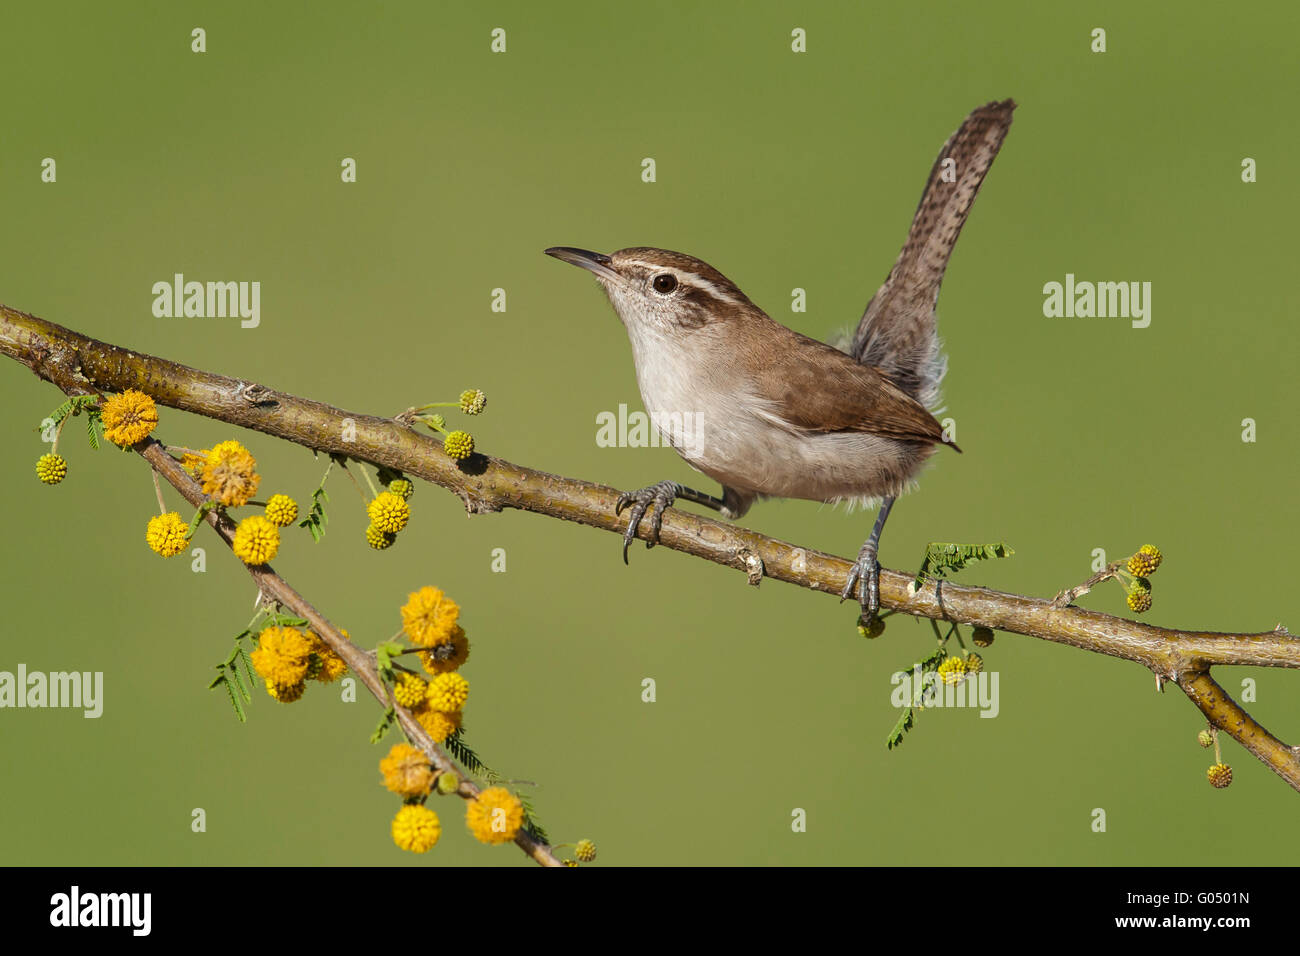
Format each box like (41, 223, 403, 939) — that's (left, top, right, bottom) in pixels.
(201, 440, 261, 507)
(264, 494, 298, 527)
(101, 390, 158, 447)
(250, 625, 349, 703)
(146, 512, 189, 557)
(36, 453, 67, 485)
(1117, 544, 1163, 615)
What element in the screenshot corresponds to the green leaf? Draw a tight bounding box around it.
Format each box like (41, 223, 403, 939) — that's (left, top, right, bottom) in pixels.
(370, 707, 397, 744)
(885, 645, 949, 750)
(913, 541, 1014, 592)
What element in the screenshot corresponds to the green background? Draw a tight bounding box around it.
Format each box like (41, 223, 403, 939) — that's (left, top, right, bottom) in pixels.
(2, 1, 1297, 866)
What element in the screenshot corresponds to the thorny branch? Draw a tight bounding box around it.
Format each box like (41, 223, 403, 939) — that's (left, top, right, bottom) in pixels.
(4, 303, 1299, 798)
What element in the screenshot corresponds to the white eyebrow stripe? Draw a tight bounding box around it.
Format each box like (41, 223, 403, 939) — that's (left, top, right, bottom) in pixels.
(621, 258, 742, 306)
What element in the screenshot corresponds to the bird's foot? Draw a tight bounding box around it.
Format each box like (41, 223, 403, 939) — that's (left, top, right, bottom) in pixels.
(840, 543, 881, 622)
(614, 480, 680, 564)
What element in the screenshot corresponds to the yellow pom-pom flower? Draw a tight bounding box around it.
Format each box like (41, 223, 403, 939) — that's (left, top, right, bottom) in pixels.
(305, 630, 349, 683)
(1126, 577, 1152, 613)
(393, 672, 428, 709)
(388, 478, 414, 500)
(425, 672, 469, 713)
(36, 453, 68, 485)
(264, 494, 298, 527)
(1197, 729, 1214, 749)
(1126, 544, 1163, 577)
(443, 430, 474, 461)
(400, 586, 461, 648)
(466, 787, 525, 845)
(367, 492, 410, 534)
(201, 439, 261, 507)
(392, 804, 441, 853)
(380, 743, 434, 798)
(101, 389, 158, 447)
(366, 524, 396, 550)
(458, 389, 486, 415)
(415, 706, 461, 743)
(419, 626, 470, 676)
(857, 617, 885, 639)
(251, 626, 314, 688)
(266, 678, 306, 703)
(1207, 763, 1233, 789)
(575, 839, 597, 863)
(180, 451, 207, 477)
(964, 652, 984, 675)
(232, 514, 279, 565)
(146, 511, 189, 557)
(937, 656, 967, 686)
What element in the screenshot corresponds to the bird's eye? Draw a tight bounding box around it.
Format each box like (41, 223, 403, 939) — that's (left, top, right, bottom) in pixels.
(652, 273, 678, 294)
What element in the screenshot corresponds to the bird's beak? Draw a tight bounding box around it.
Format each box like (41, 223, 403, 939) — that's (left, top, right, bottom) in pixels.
(544, 246, 620, 283)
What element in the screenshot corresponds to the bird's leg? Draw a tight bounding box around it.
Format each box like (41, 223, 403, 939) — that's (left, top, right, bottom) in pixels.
(614, 480, 726, 564)
(839, 496, 896, 620)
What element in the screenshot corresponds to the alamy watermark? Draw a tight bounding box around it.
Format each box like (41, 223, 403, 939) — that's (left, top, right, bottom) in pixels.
(1042, 274, 1151, 328)
(595, 403, 706, 457)
(891, 666, 999, 718)
(0, 664, 103, 717)
(152, 273, 260, 328)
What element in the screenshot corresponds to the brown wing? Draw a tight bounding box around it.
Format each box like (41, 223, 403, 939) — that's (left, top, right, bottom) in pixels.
(851, 99, 1015, 405)
(755, 326, 958, 449)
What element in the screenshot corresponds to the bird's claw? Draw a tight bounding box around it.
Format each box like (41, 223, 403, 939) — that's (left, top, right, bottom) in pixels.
(840, 546, 881, 622)
(614, 480, 679, 564)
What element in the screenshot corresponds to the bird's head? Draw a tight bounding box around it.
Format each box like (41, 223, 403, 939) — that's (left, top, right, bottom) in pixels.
(545, 246, 758, 337)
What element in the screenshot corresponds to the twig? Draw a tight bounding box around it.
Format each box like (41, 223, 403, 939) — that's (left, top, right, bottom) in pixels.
(4, 303, 1300, 795)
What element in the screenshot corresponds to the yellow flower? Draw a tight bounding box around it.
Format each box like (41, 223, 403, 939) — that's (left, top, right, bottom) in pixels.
(367, 492, 410, 534)
(458, 389, 486, 415)
(443, 430, 474, 461)
(419, 626, 470, 676)
(266, 678, 305, 703)
(305, 630, 348, 683)
(964, 652, 984, 675)
(391, 804, 441, 853)
(466, 787, 524, 845)
(1207, 763, 1233, 789)
(393, 672, 428, 709)
(388, 478, 414, 500)
(415, 705, 461, 743)
(425, 672, 469, 713)
(1127, 544, 1163, 577)
(36, 453, 67, 484)
(232, 515, 279, 565)
(251, 626, 314, 688)
(1126, 577, 1152, 613)
(1197, 729, 1214, 749)
(937, 656, 967, 686)
(380, 743, 434, 798)
(366, 524, 396, 550)
(146, 511, 189, 557)
(264, 494, 298, 527)
(575, 839, 597, 863)
(201, 439, 261, 507)
(180, 450, 207, 477)
(400, 586, 461, 648)
(101, 389, 158, 447)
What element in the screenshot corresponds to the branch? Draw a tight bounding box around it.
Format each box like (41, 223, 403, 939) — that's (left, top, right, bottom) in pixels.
(5, 303, 1300, 795)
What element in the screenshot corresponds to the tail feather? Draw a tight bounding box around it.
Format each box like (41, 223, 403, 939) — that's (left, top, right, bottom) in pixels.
(851, 99, 1016, 407)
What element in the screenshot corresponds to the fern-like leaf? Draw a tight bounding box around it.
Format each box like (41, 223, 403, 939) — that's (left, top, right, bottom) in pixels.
(913, 541, 1014, 592)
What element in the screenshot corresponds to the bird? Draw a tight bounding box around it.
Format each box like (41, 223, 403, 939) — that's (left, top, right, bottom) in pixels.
(545, 99, 1015, 619)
